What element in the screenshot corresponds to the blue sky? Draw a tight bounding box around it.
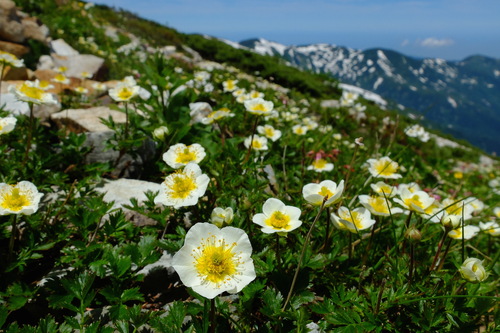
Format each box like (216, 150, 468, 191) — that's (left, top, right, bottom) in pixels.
(94, 0, 500, 61)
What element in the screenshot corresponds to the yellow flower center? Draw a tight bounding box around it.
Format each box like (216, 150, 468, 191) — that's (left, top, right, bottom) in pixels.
(169, 174, 197, 199)
(294, 127, 304, 135)
(117, 87, 133, 100)
(312, 159, 328, 170)
(175, 147, 197, 164)
(369, 196, 389, 214)
(266, 211, 291, 230)
(251, 103, 267, 112)
(194, 236, 238, 284)
(264, 127, 275, 138)
(404, 194, 424, 210)
(374, 160, 398, 177)
(341, 210, 363, 229)
(19, 84, 44, 100)
(252, 139, 263, 149)
(318, 186, 333, 199)
(225, 80, 235, 90)
(1, 187, 31, 212)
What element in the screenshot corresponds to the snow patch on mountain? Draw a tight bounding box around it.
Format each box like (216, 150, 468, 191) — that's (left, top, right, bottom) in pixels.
(447, 97, 458, 108)
(339, 83, 387, 108)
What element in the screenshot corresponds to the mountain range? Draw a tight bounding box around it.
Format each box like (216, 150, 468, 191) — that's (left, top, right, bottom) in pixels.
(239, 38, 500, 154)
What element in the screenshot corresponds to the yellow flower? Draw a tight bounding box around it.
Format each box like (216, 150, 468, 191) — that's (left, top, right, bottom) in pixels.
(244, 135, 268, 151)
(244, 98, 274, 116)
(172, 223, 256, 299)
(358, 195, 403, 216)
(9, 80, 57, 105)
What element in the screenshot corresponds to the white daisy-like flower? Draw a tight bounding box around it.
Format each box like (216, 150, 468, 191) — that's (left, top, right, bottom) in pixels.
(244, 135, 268, 151)
(9, 80, 57, 105)
(244, 98, 274, 116)
(201, 107, 235, 125)
(479, 221, 500, 236)
(222, 79, 238, 92)
(252, 198, 302, 233)
(248, 90, 264, 99)
(37, 80, 54, 91)
(370, 181, 398, 198)
(292, 124, 308, 136)
(494, 207, 500, 218)
(257, 124, 282, 142)
(189, 102, 213, 124)
(358, 195, 403, 216)
(0, 50, 24, 67)
(152, 126, 169, 141)
(74, 86, 88, 94)
(108, 82, 140, 102)
(331, 206, 376, 233)
(163, 143, 206, 169)
(440, 198, 475, 221)
(0, 116, 17, 135)
(448, 225, 480, 240)
(210, 207, 234, 228)
(154, 163, 210, 209)
(302, 180, 344, 207)
(91, 82, 107, 92)
(172, 222, 256, 299)
(0, 181, 43, 215)
(51, 73, 70, 85)
(366, 156, 402, 179)
(307, 159, 334, 173)
(393, 188, 435, 214)
(459, 258, 488, 283)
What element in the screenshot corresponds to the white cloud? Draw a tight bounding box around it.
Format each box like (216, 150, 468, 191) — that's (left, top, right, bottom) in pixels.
(419, 37, 455, 47)
(401, 39, 410, 47)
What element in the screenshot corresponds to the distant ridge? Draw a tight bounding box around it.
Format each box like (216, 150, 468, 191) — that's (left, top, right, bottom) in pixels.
(240, 38, 500, 154)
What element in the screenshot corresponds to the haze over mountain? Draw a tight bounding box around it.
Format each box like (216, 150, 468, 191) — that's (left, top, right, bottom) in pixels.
(238, 38, 500, 154)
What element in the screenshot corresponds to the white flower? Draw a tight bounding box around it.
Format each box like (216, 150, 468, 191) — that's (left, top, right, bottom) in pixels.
(331, 206, 376, 233)
(0, 116, 17, 135)
(307, 159, 334, 173)
(441, 198, 475, 221)
(210, 207, 234, 228)
(366, 156, 402, 179)
(257, 124, 282, 142)
(172, 223, 256, 299)
(494, 207, 500, 218)
(244, 98, 274, 116)
(358, 195, 403, 216)
(154, 163, 209, 209)
(479, 221, 500, 236)
(222, 79, 238, 92)
(302, 180, 344, 207)
(51, 73, 70, 84)
(252, 198, 302, 233)
(0, 181, 43, 215)
(163, 143, 206, 169)
(405, 124, 430, 142)
(448, 225, 480, 240)
(459, 258, 488, 283)
(393, 188, 435, 214)
(370, 181, 397, 198)
(91, 82, 107, 92)
(153, 126, 169, 141)
(201, 107, 235, 125)
(244, 135, 268, 151)
(108, 82, 140, 102)
(9, 81, 57, 105)
(0, 50, 24, 67)
(292, 124, 308, 136)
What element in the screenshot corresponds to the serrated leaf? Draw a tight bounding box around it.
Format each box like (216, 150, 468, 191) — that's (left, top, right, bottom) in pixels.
(121, 287, 144, 302)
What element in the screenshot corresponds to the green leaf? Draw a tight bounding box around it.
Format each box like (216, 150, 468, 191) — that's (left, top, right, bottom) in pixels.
(260, 288, 283, 318)
(121, 287, 144, 302)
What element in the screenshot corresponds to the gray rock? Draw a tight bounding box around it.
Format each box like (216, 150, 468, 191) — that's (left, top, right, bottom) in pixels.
(21, 17, 49, 43)
(50, 38, 79, 56)
(94, 178, 161, 209)
(52, 53, 105, 78)
(0, 0, 25, 43)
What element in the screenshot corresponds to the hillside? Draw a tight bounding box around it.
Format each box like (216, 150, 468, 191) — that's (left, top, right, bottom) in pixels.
(241, 38, 500, 154)
(0, 0, 498, 332)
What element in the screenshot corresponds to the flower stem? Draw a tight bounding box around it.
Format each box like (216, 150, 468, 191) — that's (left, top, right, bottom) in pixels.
(430, 229, 448, 271)
(22, 102, 35, 167)
(243, 116, 259, 163)
(209, 297, 216, 333)
(124, 102, 129, 139)
(282, 197, 327, 311)
(8, 215, 18, 261)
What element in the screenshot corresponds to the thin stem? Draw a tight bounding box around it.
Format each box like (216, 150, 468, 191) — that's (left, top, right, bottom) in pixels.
(430, 229, 448, 271)
(0, 64, 5, 105)
(22, 102, 35, 167)
(408, 242, 414, 286)
(243, 116, 259, 163)
(282, 198, 327, 311)
(124, 102, 129, 139)
(8, 215, 18, 261)
(209, 297, 216, 333)
(322, 207, 331, 252)
(437, 237, 453, 271)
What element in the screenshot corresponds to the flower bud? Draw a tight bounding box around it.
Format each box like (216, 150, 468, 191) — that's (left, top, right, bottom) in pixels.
(210, 207, 234, 228)
(153, 126, 169, 141)
(459, 258, 488, 283)
(441, 215, 461, 229)
(405, 226, 421, 243)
